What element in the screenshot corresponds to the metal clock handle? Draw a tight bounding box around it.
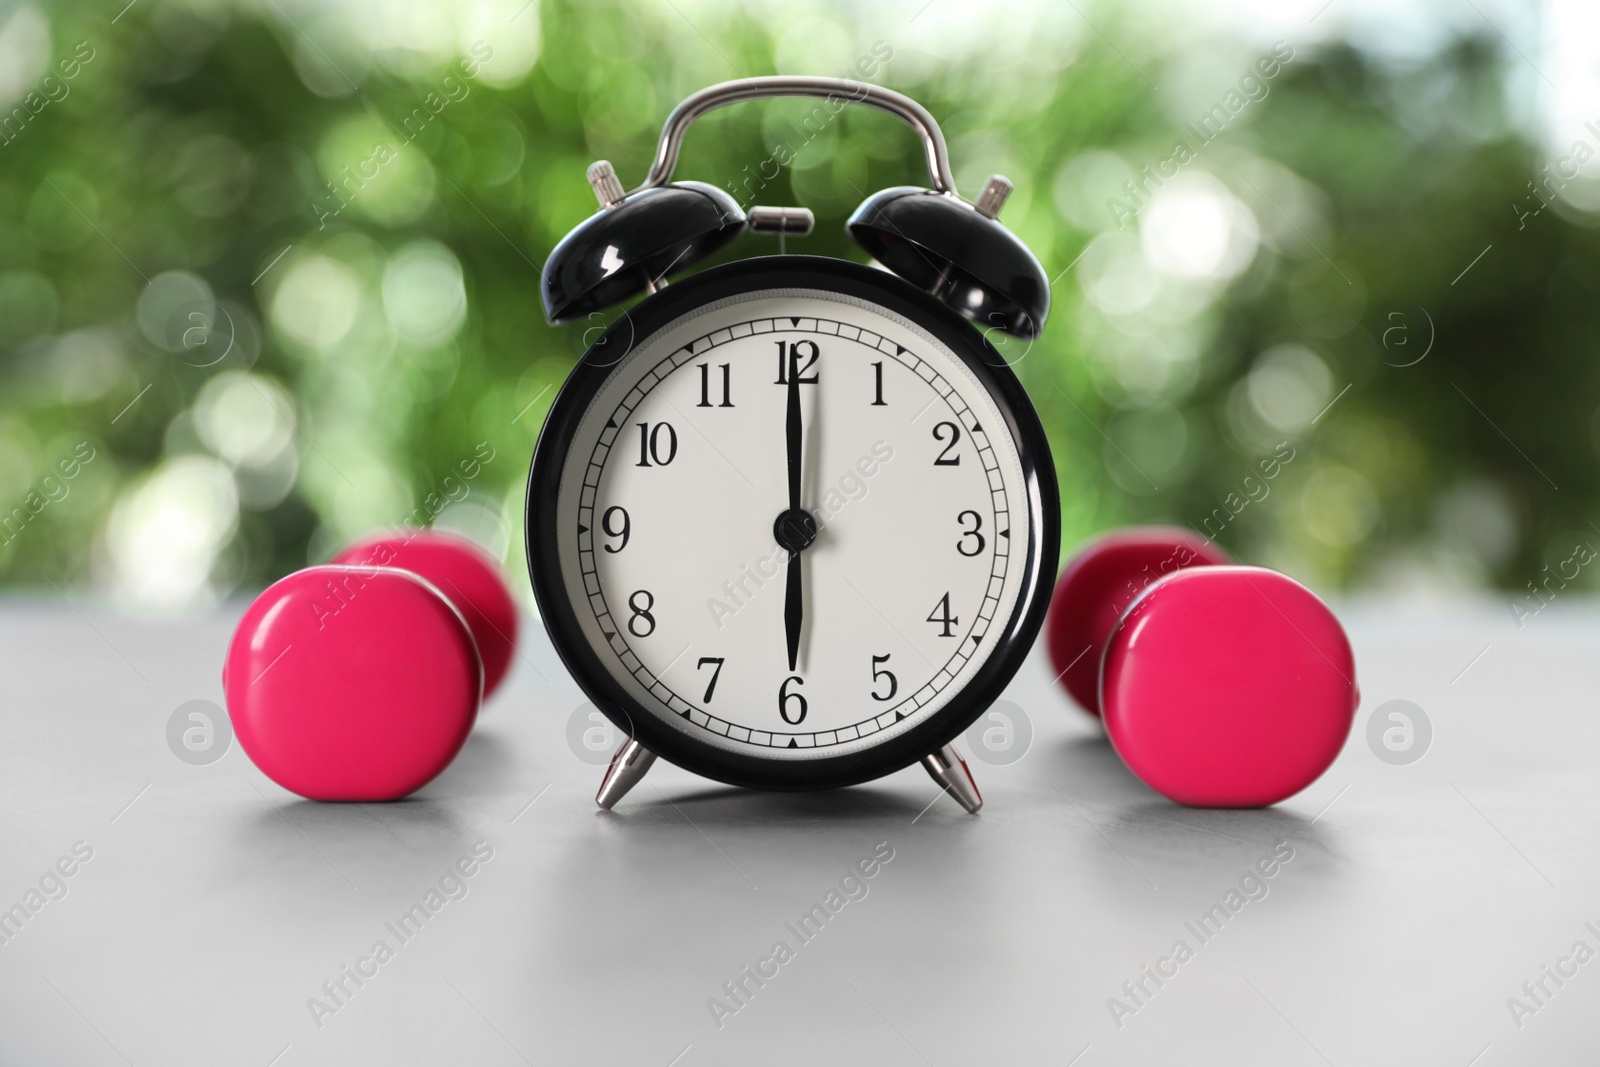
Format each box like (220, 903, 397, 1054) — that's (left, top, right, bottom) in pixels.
(639, 75, 960, 198)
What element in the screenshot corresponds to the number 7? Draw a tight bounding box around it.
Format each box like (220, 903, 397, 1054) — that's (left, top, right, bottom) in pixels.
(697, 657, 725, 703)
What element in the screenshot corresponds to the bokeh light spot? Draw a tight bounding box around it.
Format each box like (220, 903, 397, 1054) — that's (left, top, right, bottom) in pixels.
(271, 256, 361, 350)
(104, 456, 239, 610)
(382, 240, 467, 346)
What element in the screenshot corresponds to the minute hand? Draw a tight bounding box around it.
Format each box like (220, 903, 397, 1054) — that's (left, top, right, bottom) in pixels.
(786, 349, 802, 512)
(783, 348, 803, 672)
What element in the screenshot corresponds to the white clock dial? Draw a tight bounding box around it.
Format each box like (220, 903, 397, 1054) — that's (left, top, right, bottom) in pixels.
(553, 287, 1031, 760)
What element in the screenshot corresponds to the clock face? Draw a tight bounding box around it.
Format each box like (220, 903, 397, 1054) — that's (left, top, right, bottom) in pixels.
(528, 258, 1057, 789)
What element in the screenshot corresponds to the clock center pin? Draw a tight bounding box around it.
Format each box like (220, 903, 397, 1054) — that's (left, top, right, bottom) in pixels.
(773, 508, 819, 553)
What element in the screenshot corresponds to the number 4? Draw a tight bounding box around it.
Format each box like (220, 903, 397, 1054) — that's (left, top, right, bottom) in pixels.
(926, 593, 958, 637)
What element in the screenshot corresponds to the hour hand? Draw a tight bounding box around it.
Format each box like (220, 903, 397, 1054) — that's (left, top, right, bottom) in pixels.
(774, 509, 816, 670)
(784, 550, 801, 672)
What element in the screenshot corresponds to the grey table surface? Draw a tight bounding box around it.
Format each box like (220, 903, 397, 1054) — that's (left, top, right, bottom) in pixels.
(1, 595, 1596, 1066)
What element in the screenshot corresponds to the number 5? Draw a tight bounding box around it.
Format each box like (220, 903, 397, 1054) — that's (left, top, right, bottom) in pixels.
(871, 654, 897, 702)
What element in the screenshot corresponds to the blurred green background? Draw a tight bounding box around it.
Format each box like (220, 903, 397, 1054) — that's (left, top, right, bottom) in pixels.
(0, 0, 1593, 611)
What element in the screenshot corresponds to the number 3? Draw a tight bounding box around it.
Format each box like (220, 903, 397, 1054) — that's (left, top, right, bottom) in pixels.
(957, 510, 985, 556)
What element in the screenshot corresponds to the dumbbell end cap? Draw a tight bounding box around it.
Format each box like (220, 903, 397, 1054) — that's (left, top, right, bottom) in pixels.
(224, 567, 480, 801)
(1046, 527, 1232, 716)
(1101, 566, 1358, 808)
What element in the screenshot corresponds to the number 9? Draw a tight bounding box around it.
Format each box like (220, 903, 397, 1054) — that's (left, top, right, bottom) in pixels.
(602, 506, 630, 553)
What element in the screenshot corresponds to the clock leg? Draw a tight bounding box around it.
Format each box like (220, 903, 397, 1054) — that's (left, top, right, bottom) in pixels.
(922, 744, 983, 814)
(596, 738, 658, 810)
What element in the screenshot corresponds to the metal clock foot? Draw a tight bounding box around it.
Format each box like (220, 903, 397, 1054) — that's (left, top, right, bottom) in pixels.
(596, 739, 658, 810)
(922, 744, 982, 814)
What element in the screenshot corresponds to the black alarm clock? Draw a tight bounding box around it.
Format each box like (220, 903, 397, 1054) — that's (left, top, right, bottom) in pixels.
(526, 76, 1059, 812)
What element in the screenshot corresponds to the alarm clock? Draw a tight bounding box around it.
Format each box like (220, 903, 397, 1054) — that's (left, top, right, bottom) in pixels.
(526, 76, 1058, 812)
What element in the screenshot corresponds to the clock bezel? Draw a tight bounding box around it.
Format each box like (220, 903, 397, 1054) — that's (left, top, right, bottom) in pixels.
(526, 255, 1059, 792)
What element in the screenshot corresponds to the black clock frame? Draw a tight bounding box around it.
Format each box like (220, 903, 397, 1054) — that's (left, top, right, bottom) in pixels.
(526, 255, 1059, 792)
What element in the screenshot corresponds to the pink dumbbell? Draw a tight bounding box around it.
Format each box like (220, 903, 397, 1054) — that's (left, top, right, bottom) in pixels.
(223, 531, 519, 802)
(1046, 527, 1358, 808)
